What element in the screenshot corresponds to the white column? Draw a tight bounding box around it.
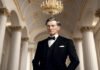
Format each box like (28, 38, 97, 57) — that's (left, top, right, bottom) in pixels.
(81, 27, 99, 70)
(8, 26, 22, 70)
(73, 38, 84, 70)
(29, 48, 33, 70)
(0, 8, 8, 65)
(20, 37, 29, 70)
(27, 49, 31, 70)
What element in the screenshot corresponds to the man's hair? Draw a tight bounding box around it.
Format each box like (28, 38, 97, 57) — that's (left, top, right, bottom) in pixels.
(45, 17, 61, 26)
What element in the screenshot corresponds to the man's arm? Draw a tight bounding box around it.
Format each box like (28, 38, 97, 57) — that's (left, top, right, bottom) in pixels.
(32, 42, 41, 70)
(67, 39, 79, 70)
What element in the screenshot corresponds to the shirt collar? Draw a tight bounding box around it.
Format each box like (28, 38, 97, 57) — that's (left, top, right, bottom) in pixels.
(50, 34, 59, 39)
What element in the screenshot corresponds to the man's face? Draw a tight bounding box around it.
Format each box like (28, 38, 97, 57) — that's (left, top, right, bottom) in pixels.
(46, 20, 60, 35)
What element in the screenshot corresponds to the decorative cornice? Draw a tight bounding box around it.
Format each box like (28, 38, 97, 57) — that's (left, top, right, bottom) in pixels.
(80, 26, 94, 32)
(73, 37, 82, 41)
(0, 8, 9, 16)
(21, 37, 29, 41)
(9, 26, 22, 31)
(95, 9, 100, 17)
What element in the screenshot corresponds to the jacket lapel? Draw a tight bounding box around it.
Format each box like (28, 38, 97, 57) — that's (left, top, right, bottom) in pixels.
(49, 35, 61, 48)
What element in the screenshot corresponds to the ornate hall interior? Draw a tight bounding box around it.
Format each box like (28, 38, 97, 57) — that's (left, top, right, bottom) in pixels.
(0, 0, 100, 70)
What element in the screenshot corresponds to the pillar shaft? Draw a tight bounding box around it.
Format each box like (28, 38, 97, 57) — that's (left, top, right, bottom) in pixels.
(81, 27, 98, 70)
(8, 26, 22, 70)
(0, 8, 8, 66)
(20, 37, 29, 70)
(74, 38, 84, 70)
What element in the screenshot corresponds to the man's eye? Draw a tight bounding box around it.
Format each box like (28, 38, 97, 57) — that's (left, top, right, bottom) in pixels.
(47, 25, 50, 27)
(52, 25, 54, 27)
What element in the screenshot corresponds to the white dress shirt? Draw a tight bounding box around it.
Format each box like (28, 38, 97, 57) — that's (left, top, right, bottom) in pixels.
(48, 34, 59, 47)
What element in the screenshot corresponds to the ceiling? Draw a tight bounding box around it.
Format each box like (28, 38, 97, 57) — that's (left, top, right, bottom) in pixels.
(17, 0, 100, 42)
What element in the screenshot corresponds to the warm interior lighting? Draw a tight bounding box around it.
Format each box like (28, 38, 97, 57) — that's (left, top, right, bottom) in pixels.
(6, 21, 12, 27)
(92, 17, 99, 27)
(40, 0, 64, 16)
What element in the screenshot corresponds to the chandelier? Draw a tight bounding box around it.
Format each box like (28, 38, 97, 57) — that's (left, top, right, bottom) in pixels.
(40, 0, 64, 16)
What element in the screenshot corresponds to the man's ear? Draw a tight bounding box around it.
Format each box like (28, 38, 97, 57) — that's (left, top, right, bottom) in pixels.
(58, 26, 61, 30)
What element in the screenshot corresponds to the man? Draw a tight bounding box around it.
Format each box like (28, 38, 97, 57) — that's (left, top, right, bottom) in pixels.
(32, 17, 79, 70)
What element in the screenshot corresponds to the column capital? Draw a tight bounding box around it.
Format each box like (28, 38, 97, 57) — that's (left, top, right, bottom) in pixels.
(80, 26, 94, 33)
(21, 37, 29, 41)
(0, 8, 9, 16)
(9, 26, 22, 31)
(73, 37, 82, 41)
(95, 9, 100, 17)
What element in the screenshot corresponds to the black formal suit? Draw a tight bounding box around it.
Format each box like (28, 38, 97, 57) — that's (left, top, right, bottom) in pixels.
(32, 35, 79, 70)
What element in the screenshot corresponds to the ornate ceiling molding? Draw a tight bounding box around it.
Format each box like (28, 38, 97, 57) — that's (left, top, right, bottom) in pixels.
(78, 0, 88, 21)
(13, 0, 25, 20)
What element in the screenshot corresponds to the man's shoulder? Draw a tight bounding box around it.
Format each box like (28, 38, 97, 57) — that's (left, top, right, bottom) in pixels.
(38, 38, 48, 44)
(59, 35, 73, 42)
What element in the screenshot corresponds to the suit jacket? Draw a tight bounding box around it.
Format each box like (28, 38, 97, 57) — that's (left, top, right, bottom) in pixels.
(32, 35, 79, 70)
